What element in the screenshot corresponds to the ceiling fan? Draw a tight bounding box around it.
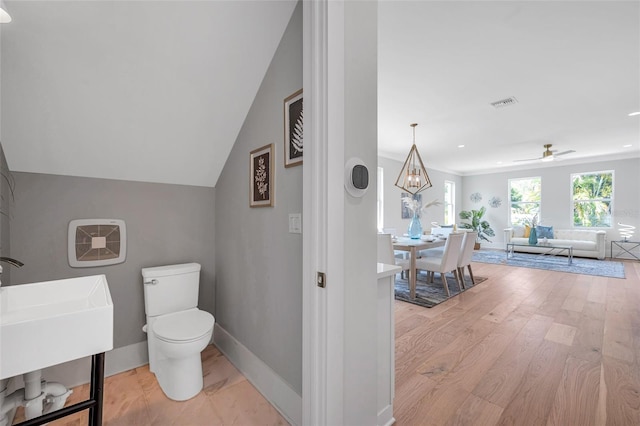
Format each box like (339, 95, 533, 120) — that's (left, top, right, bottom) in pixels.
(514, 144, 575, 163)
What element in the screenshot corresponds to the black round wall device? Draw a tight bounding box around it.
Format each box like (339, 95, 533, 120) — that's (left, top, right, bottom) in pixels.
(351, 164, 369, 189)
(344, 158, 369, 197)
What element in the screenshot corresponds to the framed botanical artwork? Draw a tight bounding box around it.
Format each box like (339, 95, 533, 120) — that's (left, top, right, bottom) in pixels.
(401, 192, 422, 219)
(284, 89, 303, 167)
(250, 144, 274, 207)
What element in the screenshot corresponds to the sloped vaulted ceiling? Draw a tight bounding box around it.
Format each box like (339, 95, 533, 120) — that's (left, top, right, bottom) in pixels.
(0, 0, 297, 187)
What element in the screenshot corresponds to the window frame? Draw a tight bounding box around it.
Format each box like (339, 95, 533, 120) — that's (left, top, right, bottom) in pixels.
(443, 180, 455, 226)
(570, 170, 614, 228)
(508, 176, 542, 226)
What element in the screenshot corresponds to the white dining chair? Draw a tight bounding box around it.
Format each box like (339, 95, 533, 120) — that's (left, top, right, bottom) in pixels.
(384, 227, 410, 275)
(377, 233, 395, 264)
(377, 233, 410, 278)
(414, 232, 464, 297)
(456, 231, 478, 289)
(419, 230, 470, 259)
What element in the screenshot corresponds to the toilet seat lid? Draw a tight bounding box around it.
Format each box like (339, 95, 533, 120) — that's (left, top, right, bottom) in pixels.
(154, 309, 214, 342)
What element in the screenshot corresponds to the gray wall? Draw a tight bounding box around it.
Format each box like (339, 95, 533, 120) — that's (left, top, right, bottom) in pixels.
(378, 156, 463, 236)
(460, 158, 640, 251)
(0, 143, 13, 284)
(10, 172, 215, 349)
(215, 4, 302, 395)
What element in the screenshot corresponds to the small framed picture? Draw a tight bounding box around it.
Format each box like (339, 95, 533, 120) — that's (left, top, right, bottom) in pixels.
(284, 89, 303, 167)
(401, 192, 422, 219)
(250, 144, 274, 208)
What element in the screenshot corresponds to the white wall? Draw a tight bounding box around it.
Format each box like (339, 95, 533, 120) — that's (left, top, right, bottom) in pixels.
(460, 158, 640, 252)
(341, 1, 379, 423)
(378, 156, 463, 236)
(0, 1, 296, 187)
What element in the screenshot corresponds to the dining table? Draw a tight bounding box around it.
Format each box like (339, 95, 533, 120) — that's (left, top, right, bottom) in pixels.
(392, 236, 446, 299)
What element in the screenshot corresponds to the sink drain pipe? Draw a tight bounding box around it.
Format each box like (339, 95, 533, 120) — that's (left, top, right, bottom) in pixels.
(0, 371, 73, 426)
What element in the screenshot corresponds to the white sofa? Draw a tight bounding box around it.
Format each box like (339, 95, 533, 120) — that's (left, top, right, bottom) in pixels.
(504, 227, 606, 260)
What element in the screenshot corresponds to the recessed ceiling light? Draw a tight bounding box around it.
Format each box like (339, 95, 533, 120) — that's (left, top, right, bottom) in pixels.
(458, 145, 465, 148)
(497, 161, 503, 165)
(623, 144, 632, 148)
(629, 111, 640, 117)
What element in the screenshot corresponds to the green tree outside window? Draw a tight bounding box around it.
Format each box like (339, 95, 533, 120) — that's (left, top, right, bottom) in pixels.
(509, 177, 541, 225)
(572, 171, 613, 227)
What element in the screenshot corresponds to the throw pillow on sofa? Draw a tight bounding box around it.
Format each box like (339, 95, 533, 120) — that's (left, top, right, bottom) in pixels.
(524, 225, 531, 238)
(536, 225, 554, 239)
(512, 225, 525, 238)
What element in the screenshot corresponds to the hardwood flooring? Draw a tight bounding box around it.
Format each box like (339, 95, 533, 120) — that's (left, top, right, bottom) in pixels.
(394, 259, 640, 425)
(12, 346, 287, 425)
(13, 260, 640, 425)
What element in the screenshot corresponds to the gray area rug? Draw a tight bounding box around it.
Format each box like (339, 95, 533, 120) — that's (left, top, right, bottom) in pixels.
(394, 272, 488, 308)
(472, 249, 625, 279)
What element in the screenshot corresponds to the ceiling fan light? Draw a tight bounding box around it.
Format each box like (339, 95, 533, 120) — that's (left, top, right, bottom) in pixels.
(540, 144, 555, 161)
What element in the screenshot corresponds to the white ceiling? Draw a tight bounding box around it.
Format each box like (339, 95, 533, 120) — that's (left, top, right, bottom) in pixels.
(1, 1, 638, 187)
(379, 1, 640, 175)
(0, 0, 297, 187)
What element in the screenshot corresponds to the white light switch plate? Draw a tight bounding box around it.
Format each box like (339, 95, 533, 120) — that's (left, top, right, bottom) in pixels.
(289, 213, 302, 233)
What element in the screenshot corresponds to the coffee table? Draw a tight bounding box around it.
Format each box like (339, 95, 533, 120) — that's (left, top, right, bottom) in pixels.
(506, 242, 574, 265)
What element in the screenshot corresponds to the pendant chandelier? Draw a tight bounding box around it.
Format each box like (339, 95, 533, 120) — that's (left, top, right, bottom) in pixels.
(395, 123, 432, 194)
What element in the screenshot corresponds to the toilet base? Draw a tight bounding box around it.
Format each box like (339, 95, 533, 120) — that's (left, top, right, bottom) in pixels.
(155, 353, 204, 401)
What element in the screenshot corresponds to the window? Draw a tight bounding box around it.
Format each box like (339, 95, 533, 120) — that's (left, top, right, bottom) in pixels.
(509, 177, 541, 225)
(571, 171, 613, 227)
(377, 166, 384, 231)
(444, 181, 455, 225)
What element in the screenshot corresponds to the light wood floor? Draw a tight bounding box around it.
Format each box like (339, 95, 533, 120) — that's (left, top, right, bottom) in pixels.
(394, 259, 640, 425)
(14, 260, 640, 425)
(13, 345, 287, 425)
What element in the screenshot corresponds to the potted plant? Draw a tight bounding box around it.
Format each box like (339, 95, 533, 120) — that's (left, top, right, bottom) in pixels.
(459, 206, 495, 249)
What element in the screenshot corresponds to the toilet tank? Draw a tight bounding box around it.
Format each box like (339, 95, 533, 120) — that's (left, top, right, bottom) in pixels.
(142, 263, 201, 317)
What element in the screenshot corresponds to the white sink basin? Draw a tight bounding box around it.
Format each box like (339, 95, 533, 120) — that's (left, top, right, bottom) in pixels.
(0, 275, 113, 380)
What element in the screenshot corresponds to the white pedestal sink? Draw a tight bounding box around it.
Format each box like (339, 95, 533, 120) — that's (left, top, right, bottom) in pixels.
(0, 275, 113, 380)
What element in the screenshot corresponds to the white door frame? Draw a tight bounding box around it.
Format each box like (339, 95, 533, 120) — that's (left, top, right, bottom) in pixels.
(302, 1, 345, 424)
(302, 1, 379, 424)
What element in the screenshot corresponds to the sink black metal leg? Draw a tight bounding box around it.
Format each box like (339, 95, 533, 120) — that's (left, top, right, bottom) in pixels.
(89, 352, 105, 426)
(14, 352, 106, 426)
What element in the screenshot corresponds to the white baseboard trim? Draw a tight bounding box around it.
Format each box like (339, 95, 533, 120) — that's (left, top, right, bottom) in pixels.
(105, 341, 149, 377)
(8, 341, 150, 390)
(378, 405, 395, 426)
(213, 324, 302, 426)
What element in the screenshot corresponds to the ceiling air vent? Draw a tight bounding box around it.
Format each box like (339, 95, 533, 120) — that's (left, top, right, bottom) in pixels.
(490, 96, 518, 108)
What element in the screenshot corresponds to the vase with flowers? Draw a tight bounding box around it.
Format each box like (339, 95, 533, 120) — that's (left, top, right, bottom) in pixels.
(402, 196, 442, 239)
(527, 213, 538, 245)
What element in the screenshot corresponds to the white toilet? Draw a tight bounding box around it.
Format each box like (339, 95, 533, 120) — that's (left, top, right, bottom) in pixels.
(141, 263, 215, 401)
